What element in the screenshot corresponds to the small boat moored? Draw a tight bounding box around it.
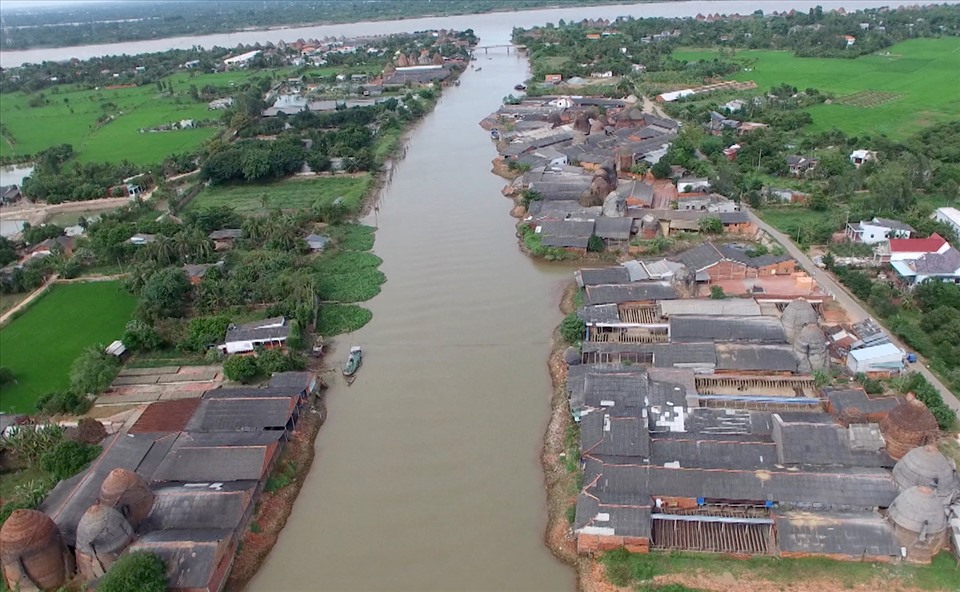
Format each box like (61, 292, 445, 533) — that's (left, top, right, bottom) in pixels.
(514, 84, 526, 91)
(490, 129, 500, 140)
(342, 346, 362, 378)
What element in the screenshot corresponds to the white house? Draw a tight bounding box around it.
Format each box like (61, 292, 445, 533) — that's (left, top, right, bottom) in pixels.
(676, 177, 710, 193)
(223, 50, 261, 67)
(846, 342, 904, 375)
(849, 149, 877, 168)
(722, 99, 744, 113)
(219, 317, 289, 354)
(933, 207, 960, 237)
(844, 217, 915, 244)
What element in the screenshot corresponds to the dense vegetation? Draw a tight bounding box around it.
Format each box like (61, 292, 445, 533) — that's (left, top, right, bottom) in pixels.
(96, 551, 167, 592)
(0, 424, 101, 527)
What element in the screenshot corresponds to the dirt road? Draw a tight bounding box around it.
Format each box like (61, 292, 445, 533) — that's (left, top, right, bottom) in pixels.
(746, 206, 960, 411)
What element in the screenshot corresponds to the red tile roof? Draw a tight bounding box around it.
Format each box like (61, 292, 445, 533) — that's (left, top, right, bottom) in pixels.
(888, 233, 946, 253)
(129, 398, 201, 434)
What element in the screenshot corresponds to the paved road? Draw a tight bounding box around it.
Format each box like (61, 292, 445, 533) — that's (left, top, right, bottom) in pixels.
(745, 207, 960, 412)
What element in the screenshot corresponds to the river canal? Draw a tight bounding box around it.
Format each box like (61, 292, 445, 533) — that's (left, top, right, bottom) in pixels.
(247, 49, 574, 591)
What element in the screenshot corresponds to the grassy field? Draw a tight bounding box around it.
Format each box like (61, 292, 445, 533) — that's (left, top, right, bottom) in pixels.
(0, 281, 136, 413)
(603, 548, 959, 591)
(673, 38, 960, 139)
(0, 66, 278, 164)
(187, 174, 373, 214)
(0, 83, 218, 164)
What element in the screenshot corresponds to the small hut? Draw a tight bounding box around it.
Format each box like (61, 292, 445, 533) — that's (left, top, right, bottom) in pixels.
(880, 394, 939, 460)
(887, 485, 949, 562)
(76, 504, 135, 580)
(0, 509, 74, 591)
(892, 444, 958, 504)
(99, 468, 155, 530)
(780, 299, 818, 343)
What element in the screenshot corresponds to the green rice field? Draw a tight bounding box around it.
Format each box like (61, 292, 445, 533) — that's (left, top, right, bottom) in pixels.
(0, 67, 277, 164)
(0, 281, 136, 413)
(673, 38, 960, 139)
(187, 174, 373, 214)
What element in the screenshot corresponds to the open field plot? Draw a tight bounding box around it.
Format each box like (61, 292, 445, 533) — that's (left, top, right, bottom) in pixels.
(672, 38, 960, 138)
(0, 83, 218, 163)
(0, 281, 136, 413)
(187, 174, 373, 214)
(604, 548, 960, 591)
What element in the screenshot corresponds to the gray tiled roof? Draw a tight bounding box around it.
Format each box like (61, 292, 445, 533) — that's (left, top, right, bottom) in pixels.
(186, 397, 294, 432)
(717, 243, 794, 268)
(585, 282, 678, 305)
(590, 462, 898, 509)
(825, 388, 901, 416)
(145, 482, 255, 531)
(675, 242, 723, 272)
(129, 530, 233, 590)
(648, 438, 778, 470)
(594, 216, 634, 240)
(578, 267, 631, 286)
(581, 412, 650, 458)
(578, 304, 622, 324)
(582, 371, 648, 413)
(669, 316, 787, 343)
(772, 417, 893, 468)
(530, 178, 594, 200)
(224, 317, 289, 344)
(912, 247, 960, 274)
(715, 344, 798, 373)
(776, 511, 900, 557)
(208, 228, 243, 240)
(153, 441, 273, 482)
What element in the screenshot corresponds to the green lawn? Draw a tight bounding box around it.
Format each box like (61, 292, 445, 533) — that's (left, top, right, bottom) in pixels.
(0, 281, 136, 413)
(673, 38, 960, 139)
(187, 174, 373, 214)
(1, 82, 219, 164)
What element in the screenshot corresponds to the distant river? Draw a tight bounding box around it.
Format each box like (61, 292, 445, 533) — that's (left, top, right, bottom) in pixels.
(0, 1, 940, 68)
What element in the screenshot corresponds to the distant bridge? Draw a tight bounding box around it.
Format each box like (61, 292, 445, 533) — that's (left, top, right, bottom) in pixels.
(473, 44, 527, 54)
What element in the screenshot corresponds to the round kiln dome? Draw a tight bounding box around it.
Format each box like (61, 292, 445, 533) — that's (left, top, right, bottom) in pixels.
(0, 509, 70, 590)
(893, 444, 958, 503)
(76, 504, 134, 556)
(888, 485, 948, 535)
(99, 468, 155, 529)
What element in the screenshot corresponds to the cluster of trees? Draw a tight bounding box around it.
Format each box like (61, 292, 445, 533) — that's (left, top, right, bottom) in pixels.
(201, 137, 306, 184)
(0, 46, 232, 92)
(0, 423, 102, 525)
(223, 347, 306, 383)
(21, 144, 149, 204)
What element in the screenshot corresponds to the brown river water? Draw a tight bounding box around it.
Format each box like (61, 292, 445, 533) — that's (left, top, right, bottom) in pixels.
(247, 51, 575, 591)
